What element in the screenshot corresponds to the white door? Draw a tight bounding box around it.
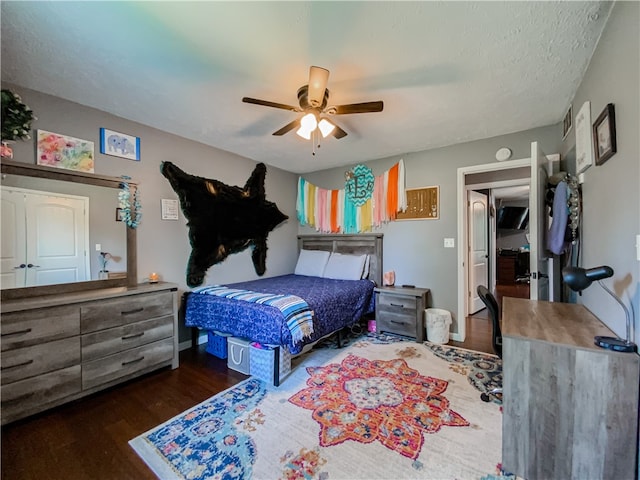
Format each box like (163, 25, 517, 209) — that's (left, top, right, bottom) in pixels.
(1, 189, 27, 288)
(468, 190, 489, 313)
(529, 142, 549, 300)
(1, 187, 89, 288)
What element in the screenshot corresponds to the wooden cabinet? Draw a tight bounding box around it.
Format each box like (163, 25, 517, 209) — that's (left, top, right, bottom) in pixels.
(0, 283, 179, 425)
(374, 286, 429, 342)
(502, 298, 640, 479)
(497, 255, 517, 284)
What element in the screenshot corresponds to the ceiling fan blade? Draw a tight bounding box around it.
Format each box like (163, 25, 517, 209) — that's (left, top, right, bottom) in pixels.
(332, 124, 348, 139)
(307, 66, 330, 108)
(242, 97, 299, 112)
(329, 101, 384, 115)
(272, 119, 300, 136)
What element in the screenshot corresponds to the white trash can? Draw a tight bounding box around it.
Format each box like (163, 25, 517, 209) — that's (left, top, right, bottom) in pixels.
(425, 308, 452, 344)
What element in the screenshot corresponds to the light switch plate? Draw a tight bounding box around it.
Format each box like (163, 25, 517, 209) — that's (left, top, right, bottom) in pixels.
(95, 243, 101, 251)
(444, 238, 455, 248)
(636, 234, 640, 261)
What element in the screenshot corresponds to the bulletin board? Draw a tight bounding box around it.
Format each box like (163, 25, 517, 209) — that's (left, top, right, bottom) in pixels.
(396, 186, 439, 220)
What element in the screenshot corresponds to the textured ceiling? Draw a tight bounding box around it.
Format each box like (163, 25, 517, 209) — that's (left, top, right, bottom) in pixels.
(1, 1, 612, 174)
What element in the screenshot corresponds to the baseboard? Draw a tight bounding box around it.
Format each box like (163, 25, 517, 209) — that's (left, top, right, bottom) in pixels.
(178, 331, 207, 351)
(450, 332, 464, 342)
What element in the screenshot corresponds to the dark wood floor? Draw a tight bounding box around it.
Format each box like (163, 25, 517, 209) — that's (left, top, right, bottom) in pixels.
(1, 289, 526, 479)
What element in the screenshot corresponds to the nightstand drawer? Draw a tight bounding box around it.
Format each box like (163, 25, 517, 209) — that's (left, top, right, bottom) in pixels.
(377, 293, 417, 311)
(376, 315, 416, 338)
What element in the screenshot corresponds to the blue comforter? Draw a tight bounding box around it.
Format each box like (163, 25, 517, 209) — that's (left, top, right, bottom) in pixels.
(185, 274, 375, 354)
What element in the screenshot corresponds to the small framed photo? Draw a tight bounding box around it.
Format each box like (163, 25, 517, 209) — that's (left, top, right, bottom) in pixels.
(574, 101, 593, 174)
(100, 128, 140, 161)
(115, 207, 124, 222)
(593, 103, 617, 166)
(161, 199, 179, 220)
(562, 104, 572, 140)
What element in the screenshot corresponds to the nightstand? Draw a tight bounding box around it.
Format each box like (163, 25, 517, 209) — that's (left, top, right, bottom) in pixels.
(374, 286, 430, 342)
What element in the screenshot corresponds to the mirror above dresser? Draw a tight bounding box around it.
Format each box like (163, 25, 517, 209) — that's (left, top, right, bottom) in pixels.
(1, 159, 138, 301)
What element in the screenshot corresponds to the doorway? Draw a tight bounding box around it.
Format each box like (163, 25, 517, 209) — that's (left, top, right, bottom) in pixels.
(455, 146, 559, 342)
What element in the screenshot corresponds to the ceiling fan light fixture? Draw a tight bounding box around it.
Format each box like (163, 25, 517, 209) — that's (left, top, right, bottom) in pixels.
(296, 112, 318, 139)
(318, 118, 335, 138)
(308, 66, 329, 107)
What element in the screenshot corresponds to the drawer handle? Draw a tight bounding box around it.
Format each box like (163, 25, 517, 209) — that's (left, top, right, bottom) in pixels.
(390, 320, 407, 326)
(1, 328, 32, 337)
(390, 303, 406, 308)
(1, 359, 34, 370)
(122, 356, 145, 366)
(122, 332, 144, 340)
(121, 307, 144, 316)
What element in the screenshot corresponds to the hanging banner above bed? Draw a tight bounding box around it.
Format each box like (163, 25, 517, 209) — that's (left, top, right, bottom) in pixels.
(297, 159, 406, 233)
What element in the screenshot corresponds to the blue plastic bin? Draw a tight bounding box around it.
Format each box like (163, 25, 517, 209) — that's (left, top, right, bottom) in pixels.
(206, 331, 228, 359)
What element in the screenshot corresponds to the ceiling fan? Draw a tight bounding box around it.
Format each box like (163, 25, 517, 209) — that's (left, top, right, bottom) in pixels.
(242, 66, 384, 142)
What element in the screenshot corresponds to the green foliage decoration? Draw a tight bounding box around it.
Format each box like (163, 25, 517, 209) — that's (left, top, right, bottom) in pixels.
(1, 89, 36, 142)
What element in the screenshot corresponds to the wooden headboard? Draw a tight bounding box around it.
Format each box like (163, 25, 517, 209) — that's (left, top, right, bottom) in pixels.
(297, 234, 383, 286)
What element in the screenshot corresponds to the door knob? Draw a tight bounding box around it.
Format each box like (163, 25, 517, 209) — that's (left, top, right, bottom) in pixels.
(27, 264, 40, 268)
(13, 264, 26, 269)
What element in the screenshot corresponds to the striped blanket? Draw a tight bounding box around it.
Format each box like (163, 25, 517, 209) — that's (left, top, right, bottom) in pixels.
(192, 285, 314, 344)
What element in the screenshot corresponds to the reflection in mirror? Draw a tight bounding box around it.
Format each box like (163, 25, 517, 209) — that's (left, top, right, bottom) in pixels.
(1, 160, 137, 301)
(1, 174, 127, 289)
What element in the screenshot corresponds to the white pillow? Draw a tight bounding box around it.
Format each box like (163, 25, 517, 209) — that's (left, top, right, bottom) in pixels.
(294, 249, 330, 277)
(322, 253, 368, 281)
(361, 254, 370, 279)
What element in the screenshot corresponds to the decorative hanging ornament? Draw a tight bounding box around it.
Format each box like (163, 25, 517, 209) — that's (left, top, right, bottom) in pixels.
(344, 164, 374, 206)
(118, 175, 142, 228)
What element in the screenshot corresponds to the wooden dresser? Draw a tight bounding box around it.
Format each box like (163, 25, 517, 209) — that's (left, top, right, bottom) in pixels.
(1, 282, 179, 425)
(502, 297, 639, 479)
(374, 286, 430, 342)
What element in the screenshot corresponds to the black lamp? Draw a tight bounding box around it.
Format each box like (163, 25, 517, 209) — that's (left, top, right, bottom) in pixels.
(562, 266, 637, 353)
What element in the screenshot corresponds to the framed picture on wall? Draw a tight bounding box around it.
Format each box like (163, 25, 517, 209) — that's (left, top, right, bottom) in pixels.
(100, 128, 140, 161)
(593, 103, 617, 166)
(574, 101, 593, 174)
(36, 130, 95, 173)
(562, 104, 572, 140)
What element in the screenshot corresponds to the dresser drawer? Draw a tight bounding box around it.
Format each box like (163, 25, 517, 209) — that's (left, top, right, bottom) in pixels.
(377, 293, 417, 311)
(1, 337, 81, 385)
(81, 291, 174, 333)
(81, 315, 174, 362)
(1, 365, 81, 423)
(1, 305, 80, 351)
(82, 337, 174, 390)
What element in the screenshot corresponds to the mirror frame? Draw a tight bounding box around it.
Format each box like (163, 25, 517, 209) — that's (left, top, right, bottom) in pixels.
(1, 159, 137, 301)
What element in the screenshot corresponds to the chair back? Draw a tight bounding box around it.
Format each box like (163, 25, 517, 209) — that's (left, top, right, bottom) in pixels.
(477, 285, 502, 358)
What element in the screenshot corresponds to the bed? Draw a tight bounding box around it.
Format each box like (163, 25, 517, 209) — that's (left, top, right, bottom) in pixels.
(183, 234, 383, 355)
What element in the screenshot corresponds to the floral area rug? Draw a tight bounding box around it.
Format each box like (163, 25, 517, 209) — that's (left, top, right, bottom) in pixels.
(130, 338, 503, 479)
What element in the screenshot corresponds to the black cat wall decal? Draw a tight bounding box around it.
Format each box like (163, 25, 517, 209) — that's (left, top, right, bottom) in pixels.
(160, 161, 288, 287)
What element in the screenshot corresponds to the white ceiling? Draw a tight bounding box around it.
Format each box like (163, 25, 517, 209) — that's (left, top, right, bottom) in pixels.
(1, 1, 612, 174)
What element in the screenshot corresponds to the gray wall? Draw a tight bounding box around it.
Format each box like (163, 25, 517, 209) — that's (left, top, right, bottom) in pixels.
(2, 84, 299, 343)
(300, 125, 561, 334)
(560, 1, 640, 347)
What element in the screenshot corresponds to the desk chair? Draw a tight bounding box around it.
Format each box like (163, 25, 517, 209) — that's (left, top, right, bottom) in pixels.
(477, 285, 502, 402)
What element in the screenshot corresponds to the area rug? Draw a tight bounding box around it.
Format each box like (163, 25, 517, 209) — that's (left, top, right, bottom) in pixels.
(130, 338, 503, 479)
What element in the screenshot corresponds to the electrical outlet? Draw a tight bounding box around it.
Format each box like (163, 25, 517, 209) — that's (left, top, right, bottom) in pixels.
(444, 238, 455, 248)
(95, 243, 101, 251)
